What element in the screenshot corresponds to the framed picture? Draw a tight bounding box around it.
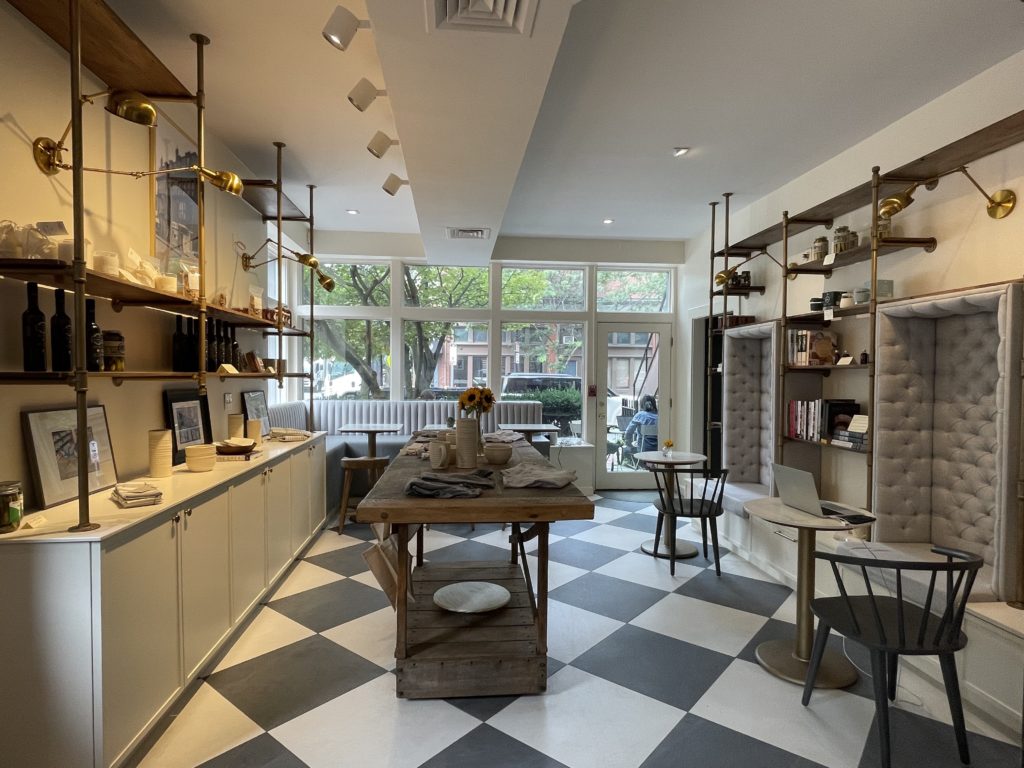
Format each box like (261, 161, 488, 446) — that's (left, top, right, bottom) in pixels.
(152, 108, 199, 277)
(242, 390, 271, 436)
(22, 405, 118, 509)
(163, 389, 213, 465)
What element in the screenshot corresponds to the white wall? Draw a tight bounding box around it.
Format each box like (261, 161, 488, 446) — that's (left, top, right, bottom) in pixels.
(0, 5, 274, 509)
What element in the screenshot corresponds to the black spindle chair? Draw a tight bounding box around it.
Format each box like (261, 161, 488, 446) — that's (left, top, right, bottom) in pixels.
(802, 546, 983, 768)
(645, 464, 728, 576)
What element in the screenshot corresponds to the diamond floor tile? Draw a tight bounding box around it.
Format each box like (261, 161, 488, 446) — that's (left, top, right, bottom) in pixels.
(270, 576, 391, 632)
(550, 572, 668, 622)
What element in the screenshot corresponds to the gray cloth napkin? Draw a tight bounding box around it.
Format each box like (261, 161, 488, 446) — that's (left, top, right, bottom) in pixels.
(483, 430, 524, 443)
(500, 463, 576, 489)
(421, 469, 495, 488)
(405, 478, 482, 498)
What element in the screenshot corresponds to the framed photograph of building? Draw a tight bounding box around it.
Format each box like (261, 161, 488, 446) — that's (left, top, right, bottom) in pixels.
(163, 389, 213, 465)
(22, 405, 118, 509)
(152, 108, 199, 278)
(241, 390, 271, 436)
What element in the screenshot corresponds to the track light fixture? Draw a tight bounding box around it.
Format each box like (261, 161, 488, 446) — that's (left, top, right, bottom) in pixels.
(322, 5, 370, 51)
(878, 165, 1015, 220)
(348, 78, 387, 112)
(382, 173, 408, 196)
(367, 131, 399, 159)
(33, 90, 158, 175)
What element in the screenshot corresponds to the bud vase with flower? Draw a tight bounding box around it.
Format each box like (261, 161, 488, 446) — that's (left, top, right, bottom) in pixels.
(455, 385, 495, 469)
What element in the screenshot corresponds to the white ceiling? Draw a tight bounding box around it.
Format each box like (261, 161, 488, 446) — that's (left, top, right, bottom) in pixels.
(106, 0, 1024, 261)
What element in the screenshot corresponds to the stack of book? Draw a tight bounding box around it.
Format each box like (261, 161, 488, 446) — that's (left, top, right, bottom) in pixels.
(787, 399, 861, 443)
(110, 482, 163, 508)
(831, 414, 870, 451)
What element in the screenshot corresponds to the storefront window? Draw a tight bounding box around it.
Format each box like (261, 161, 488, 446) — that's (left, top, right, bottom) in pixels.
(311, 319, 391, 399)
(501, 267, 585, 311)
(596, 270, 670, 312)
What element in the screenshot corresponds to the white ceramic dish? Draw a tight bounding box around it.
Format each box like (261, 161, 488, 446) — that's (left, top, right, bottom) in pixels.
(432, 582, 511, 613)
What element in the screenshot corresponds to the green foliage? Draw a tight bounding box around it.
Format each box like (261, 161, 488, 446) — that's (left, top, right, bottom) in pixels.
(595, 270, 669, 312)
(502, 387, 582, 434)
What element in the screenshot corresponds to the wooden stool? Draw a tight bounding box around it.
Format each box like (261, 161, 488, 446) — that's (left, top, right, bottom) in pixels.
(338, 456, 389, 535)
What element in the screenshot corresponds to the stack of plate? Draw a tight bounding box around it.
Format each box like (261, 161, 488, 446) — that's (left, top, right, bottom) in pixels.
(184, 444, 217, 472)
(216, 437, 257, 455)
(148, 429, 172, 478)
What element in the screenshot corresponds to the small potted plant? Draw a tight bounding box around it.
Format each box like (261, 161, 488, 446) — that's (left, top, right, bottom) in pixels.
(662, 439, 673, 457)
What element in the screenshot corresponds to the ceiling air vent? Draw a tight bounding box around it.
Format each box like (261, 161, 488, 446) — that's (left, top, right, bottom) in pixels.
(445, 226, 492, 240)
(427, 0, 539, 36)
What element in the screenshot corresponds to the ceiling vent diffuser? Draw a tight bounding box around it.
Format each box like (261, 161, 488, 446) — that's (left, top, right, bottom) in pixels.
(445, 226, 492, 240)
(428, 0, 539, 36)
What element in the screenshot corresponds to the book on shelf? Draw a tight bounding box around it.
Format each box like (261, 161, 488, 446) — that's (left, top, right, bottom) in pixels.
(833, 429, 867, 442)
(830, 438, 868, 451)
(217, 450, 264, 462)
(786, 398, 861, 442)
(847, 414, 870, 434)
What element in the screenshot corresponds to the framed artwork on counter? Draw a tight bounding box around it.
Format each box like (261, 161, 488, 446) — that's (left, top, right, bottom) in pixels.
(163, 388, 213, 465)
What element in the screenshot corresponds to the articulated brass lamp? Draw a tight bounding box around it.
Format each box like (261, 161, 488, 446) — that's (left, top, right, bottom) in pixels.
(240, 239, 335, 292)
(879, 165, 1015, 220)
(714, 249, 786, 288)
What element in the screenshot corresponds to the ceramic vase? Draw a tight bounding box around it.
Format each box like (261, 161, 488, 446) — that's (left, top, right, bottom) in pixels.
(455, 417, 479, 469)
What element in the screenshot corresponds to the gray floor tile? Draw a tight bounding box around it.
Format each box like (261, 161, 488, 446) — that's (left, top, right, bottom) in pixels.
(550, 518, 599, 536)
(676, 568, 790, 616)
(205, 635, 386, 731)
(269, 579, 390, 632)
(590, 497, 648, 512)
(547, 538, 627, 570)
(419, 724, 569, 768)
(550, 572, 666, 622)
(424, 538, 509, 563)
(604, 512, 659, 534)
(198, 733, 307, 768)
(597, 490, 660, 504)
(304, 541, 376, 576)
(573, 625, 733, 711)
(642, 714, 828, 768)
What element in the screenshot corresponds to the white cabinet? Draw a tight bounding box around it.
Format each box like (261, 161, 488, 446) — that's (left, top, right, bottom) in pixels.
(290, 446, 312, 554)
(266, 458, 293, 583)
(102, 515, 182, 766)
(309, 439, 326, 534)
(180, 494, 232, 678)
(229, 472, 268, 623)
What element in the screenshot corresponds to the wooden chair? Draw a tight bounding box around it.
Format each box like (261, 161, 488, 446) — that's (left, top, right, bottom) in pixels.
(802, 547, 983, 768)
(338, 456, 389, 535)
(645, 464, 728, 576)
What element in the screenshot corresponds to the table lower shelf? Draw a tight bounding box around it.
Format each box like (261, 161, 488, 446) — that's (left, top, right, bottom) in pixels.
(397, 561, 546, 699)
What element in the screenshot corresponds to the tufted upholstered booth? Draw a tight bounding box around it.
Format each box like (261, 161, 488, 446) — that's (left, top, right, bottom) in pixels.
(717, 320, 780, 517)
(268, 399, 546, 516)
(869, 282, 1023, 602)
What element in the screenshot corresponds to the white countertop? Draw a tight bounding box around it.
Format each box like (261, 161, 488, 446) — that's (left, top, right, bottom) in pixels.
(0, 434, 325, 544)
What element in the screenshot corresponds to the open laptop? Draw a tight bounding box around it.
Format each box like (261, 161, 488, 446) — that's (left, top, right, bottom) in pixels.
(772, 464, 873, 522)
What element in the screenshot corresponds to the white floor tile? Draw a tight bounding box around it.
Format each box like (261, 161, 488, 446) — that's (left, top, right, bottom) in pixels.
(213, 607, 315, 672)
(349, 570, 385, 591)
(421, 528, 467, 552)
(489, 665, 684, 768)
(772, 592, 798, 624)
(632, 504, 660, 517)
(716, 553, 778, 583)
(595, 551, 702, 591)
(473, 528, 564, 553)
(631, 593, 768, 656)
(305, 531, 363, 557)
(139, 684, 262, 768)
(271, 560, 345, 600)
(321, 607, 397, 670)
(571, 524, 652, 552)
(690, 659, 876, 768)
(547, 599, 624, 663)
(525, 554, 589, 590)
(271, 674, 479, 768)
(592, 505, 630, 523)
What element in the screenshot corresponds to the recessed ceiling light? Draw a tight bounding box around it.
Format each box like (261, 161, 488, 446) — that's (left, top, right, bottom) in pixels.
(672, 147, 690, 157)
(602, 218, 614, 225)
(346, 209, 359, 215)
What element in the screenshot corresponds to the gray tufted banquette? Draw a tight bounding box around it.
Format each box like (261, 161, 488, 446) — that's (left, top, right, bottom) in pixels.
(871, 282, 1023, 601)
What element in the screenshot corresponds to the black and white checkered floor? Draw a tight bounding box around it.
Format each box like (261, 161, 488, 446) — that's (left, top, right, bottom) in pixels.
(131, 491, 1020, 768)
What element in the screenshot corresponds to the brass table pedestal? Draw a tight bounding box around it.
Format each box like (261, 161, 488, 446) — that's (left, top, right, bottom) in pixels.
(754, 639, 858, 688)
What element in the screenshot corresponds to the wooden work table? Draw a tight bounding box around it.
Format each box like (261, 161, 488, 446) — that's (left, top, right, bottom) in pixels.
(357, 442, 594, 699)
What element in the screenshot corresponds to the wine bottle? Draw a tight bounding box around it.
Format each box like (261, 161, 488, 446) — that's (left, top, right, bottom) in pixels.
(172, 315, 185, 372)
(215, 320, 227, 368)
(22, 282, 47, 372)
(85, 298, 103, 372)
(186, 318, 197, 371)
(205, 318, 217, 372)
(50, 288, 72, 372)
(230, 326, 241, 368)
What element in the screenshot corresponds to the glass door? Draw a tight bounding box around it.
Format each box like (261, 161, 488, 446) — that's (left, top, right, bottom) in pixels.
(595, 322, 672, 489)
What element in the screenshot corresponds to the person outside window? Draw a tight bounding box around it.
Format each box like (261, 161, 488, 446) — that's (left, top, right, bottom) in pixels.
(623, 394, 658, 455)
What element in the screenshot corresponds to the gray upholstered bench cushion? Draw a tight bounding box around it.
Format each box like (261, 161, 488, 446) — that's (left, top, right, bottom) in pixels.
(690, 479, 767, 519)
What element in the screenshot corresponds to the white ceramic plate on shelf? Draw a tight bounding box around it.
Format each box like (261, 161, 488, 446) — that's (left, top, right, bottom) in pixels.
(432, 582, 511, 613)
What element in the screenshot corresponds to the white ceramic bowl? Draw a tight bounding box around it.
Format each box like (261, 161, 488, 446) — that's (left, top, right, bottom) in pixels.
(483, 443, 513, 465)
(185, 453, 216, 472)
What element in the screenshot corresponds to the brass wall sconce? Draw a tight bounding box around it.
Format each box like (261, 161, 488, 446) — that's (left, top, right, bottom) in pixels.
(33, 90, 157, 175)
(240, 239, 336, 292)
(879, 165, 1015, 220)
(715, 249, 786, 287)
(382, 173, 408, 196)
(323, 5, 370, 51)
(348, 78, 387, 112)
(367, 131, 399, 159)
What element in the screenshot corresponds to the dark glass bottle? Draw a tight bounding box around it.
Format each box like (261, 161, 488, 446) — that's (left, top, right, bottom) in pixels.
(216, 320, 227, 367)
(22, 282, 47, 372)
(85, 298, 103, 372)
(205, 318, 217, 372)
(186, 318, 197, 371)
(50, 288, 72, 372)
(172, 315, 185, 372)
(230, 326, 240, 368)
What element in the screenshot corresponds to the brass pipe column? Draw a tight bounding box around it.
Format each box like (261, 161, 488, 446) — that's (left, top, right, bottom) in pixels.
(704, 201, 718, 462)
(307, 184, 316, 432)
(274, 141, 285, 389)
(721, 192, 732, 391)
(778, 211, 790, 469)
(68, 0, 97, 532)
(867, 167, 880, 515)
(192, 33, 210, 394)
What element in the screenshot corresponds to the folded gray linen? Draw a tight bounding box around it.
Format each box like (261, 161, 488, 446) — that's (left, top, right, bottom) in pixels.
(500, 463, 576, 489)
(483, 430, 524, 443)
(405, 478, 482, 498)
(421, 469, 495, 488)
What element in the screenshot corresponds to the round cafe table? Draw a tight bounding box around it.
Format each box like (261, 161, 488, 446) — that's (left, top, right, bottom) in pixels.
(336, 423, 403, 459)
(634, 450, 706, 560)
(744, 497, 871, 689)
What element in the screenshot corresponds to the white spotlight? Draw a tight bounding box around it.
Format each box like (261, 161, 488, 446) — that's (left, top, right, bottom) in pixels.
(322, 6, 370, 51)
(367, 131, 399, 159)
(382, 173, 408, 196)
(348, 78, 387, 112)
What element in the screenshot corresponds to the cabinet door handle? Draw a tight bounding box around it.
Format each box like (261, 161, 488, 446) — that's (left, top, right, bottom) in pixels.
(773, 529, 797, 543)
(185, 508, 193, 517)
(172, 513, 181, 523)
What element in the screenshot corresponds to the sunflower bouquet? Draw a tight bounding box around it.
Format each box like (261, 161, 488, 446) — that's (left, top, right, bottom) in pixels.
(458, 385, 495, 417)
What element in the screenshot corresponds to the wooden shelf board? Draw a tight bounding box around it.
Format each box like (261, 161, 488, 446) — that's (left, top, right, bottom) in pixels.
(91, 371, 197, 381)
(714, 107, 1024, 255)
(787, 306, 870, 323)
(786, 364, 871, 373)
(783, 435, 869, 453)
(7, 0, 191, 98)
(206, 306, 275, 329)
(218, 372, 276, 380)
(239, 181, 308, 222)
(787, 237, 937, 275)
(0, 371, 73, 385)
(711, 286, 766, 297)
